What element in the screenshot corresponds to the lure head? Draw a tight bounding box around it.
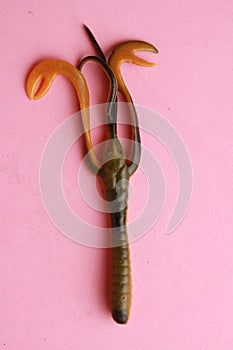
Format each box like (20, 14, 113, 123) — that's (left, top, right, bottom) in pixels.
(98, 138, 129, 200)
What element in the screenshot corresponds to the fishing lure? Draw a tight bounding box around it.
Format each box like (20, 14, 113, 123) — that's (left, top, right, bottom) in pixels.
(26, 26, 158, 324)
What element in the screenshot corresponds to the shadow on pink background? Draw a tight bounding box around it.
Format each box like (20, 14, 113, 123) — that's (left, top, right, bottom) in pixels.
(0, 0, 232, 349)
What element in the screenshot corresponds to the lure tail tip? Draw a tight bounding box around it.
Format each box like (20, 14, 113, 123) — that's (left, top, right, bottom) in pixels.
(112, 309, 129, 324)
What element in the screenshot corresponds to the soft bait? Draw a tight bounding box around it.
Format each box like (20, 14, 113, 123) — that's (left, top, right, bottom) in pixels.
(26, 26, 158, 324)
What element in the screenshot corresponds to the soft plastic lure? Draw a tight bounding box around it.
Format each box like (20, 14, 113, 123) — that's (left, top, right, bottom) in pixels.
(26, 26, 158, 324)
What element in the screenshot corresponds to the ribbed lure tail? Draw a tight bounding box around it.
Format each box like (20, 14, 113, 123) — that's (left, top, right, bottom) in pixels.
(111, 226, 131, 324)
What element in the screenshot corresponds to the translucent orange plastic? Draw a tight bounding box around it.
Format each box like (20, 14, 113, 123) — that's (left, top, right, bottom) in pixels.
(26, 36, 159, 325)
(26, 59, 100, 170)
(108, 41, 158, 175)
(108, 41, 158, 101)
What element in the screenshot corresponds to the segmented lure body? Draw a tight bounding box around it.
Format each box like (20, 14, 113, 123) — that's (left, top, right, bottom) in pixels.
(111, 225, 131, 324)
(26, 25, 158, 325)
(98, 139, 131, 324)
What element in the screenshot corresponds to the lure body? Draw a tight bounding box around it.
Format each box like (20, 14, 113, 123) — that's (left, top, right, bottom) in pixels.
(26, 26, 158, 324)
(98, 138, 131, 324)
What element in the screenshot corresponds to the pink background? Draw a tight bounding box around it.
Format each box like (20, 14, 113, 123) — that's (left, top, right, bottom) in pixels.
(1, 0, 233, 349)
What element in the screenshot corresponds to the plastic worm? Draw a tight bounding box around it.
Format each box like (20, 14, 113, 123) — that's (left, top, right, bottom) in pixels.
(82, 27, 158, 324)
(26, 27, 158, 324)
